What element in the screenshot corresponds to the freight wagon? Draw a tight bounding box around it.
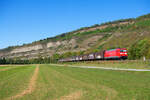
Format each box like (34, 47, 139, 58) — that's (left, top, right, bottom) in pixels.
(59, 48, 128, 62)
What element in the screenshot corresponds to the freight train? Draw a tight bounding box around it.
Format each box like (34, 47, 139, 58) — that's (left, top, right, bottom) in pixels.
(59, 48, 128, 62)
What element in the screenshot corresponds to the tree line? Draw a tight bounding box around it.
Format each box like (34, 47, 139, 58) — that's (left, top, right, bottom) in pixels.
(0, 57, 50, 64)
(0, 51, 84, 64)
(128, 39, 150, 60)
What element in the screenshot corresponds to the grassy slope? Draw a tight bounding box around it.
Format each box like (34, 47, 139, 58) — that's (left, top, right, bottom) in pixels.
(101, 20, 150, 50)
(53, 15, 150, 55)
(9, 64, 150, 100)
(51, 14, 150, 54)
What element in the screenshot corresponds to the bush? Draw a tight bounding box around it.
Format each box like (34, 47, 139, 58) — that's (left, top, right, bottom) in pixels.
(128, 39, 150, 59)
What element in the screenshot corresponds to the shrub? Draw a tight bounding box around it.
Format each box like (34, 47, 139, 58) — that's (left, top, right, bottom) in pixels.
(128, 39, 150, 59)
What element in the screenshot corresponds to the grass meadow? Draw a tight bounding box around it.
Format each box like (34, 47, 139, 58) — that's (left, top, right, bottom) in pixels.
(0, 64, 150, 100)
(61, 60, 150, 69)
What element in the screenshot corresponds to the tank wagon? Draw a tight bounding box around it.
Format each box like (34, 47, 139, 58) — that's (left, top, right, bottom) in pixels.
(59, 48, 128, 62)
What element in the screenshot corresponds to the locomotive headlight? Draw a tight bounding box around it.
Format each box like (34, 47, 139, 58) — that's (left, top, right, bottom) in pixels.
(120, 53, 123, 54)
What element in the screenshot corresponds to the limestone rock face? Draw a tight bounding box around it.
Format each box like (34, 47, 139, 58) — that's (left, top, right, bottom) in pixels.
(47, 41, 61, 48)
(11, 45, 43, 54)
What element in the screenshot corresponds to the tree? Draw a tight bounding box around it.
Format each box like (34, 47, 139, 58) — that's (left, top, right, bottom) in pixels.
(128, 39, 150, 59)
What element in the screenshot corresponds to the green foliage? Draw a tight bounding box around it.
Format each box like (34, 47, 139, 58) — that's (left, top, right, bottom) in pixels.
(59, 51, 83, 58)
(0, 51, 84, 64)
(97, 44, 104, 49)
(135, 20, 150, 28)
(101, 18, 134, 25)
(128, 39, 150, 59)
(0, 57, 51, 64)
(0, 58, 6, 64)
(91, 44, 105, 53)
(136, 14, 150, 21)
(76, 26, 119, 37)
(50, 53, 61, 63)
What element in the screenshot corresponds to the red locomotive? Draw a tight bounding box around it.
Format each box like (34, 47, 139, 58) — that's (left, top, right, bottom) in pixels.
(104, 48, 128, 60)
(59, 48, 128, 62)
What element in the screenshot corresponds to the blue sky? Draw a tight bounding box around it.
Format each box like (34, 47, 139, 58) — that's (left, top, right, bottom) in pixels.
(0, 0, 149, 49)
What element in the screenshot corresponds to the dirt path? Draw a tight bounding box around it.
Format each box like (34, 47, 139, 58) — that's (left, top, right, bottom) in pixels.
(57, 90, 83, 100)
(9, 65, 39, 100)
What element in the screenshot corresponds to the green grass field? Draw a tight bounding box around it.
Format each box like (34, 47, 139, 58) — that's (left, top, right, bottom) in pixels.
(61, 60, 150, 69)
(0, 64, 150, 100)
